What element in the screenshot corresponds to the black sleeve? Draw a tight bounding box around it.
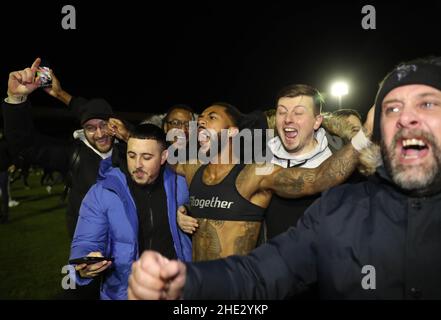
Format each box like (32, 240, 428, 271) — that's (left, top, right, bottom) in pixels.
(2, 99, 72, 172)
(183, 198, 322, 299)
(2, 99, 35, 157)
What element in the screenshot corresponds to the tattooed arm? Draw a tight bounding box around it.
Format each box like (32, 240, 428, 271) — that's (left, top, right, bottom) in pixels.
(260, 143, 359, 198)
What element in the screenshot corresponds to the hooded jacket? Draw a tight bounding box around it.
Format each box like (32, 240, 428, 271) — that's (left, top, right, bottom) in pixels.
(70, 157, 192, 300)
(267, 128, 332, 169)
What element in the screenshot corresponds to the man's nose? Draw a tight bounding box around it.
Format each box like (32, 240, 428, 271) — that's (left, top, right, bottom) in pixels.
(397, 107, 420, 130)
(135, 157, 143, 168)
(284, 112, 296, 124)
(95, 126, 104, 138)
(198, 117, 206, 127)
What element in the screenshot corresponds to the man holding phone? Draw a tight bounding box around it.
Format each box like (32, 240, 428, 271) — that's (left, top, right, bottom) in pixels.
(69, 123, 192, 300)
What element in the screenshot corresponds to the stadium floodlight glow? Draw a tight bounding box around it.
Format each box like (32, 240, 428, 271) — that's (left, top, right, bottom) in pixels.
(331, 82, 349, 97)
(331, 81, 349, 108)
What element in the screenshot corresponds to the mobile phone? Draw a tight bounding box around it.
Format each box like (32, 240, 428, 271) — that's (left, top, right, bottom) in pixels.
(35, 59, 52, 88)
(36, 67, 52, 88)
(69, 256, 114, 265)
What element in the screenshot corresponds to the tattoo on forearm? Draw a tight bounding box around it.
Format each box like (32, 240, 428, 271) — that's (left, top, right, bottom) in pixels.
(273, 145, 358, 198)
(274, 173, 305, 195)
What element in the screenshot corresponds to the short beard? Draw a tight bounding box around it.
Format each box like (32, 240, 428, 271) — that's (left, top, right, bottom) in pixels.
(86, 135, 113, 153)
(381, 129, 441, 197)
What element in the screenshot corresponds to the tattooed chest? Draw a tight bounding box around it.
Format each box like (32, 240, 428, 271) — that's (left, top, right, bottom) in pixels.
(192, 218, 262, 261)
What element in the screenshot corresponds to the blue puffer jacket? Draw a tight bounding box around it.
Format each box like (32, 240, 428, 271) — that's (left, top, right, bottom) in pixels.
(70, 157, 192, 300)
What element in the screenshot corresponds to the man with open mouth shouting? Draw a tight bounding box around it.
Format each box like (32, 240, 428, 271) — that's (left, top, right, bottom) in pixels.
(377, 74, 441, 196)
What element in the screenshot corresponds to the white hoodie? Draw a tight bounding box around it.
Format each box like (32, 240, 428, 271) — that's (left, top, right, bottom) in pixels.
(73, 129, 113, 159)
(267, 127, 332, 169)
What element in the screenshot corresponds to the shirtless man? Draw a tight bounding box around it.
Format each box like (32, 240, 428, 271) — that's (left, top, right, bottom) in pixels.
(111, 102, 370, 261)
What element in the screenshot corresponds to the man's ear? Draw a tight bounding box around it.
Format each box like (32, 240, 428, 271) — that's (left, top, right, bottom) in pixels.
(228, 127, 239, 138)
(314, 114, 323, 130)
(161, 149, 168, 165)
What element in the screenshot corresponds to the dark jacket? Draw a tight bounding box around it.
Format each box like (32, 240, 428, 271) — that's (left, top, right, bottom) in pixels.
(1, 98, 111, 237)
(183, 168, 441, 300)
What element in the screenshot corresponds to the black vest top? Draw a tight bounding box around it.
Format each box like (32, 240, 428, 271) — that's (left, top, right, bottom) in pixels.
(189, 164, 266, 222)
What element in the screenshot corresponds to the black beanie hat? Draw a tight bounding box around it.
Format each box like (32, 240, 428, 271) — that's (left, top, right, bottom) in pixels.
(372, 61, 441, 142)
(78, 98, 114, 125)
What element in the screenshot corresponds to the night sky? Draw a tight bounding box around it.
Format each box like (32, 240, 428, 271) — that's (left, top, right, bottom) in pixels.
(1, 1, 441, 122)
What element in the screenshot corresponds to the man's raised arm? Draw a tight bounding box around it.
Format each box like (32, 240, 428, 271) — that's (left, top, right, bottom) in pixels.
(3, 58, 81, 171)
(262, 142, 360, 198)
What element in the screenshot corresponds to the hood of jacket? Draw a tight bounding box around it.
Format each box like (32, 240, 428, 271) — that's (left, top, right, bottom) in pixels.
(267, 127, 332, 168)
